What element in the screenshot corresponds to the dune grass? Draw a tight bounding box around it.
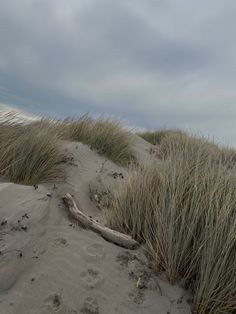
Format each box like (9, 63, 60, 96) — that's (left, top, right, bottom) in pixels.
(0, 115, 64, 185)
(61, 115, 134, 165)
(138, 128, 184, 145)
(107, 131, 236, 313)
(0, 113, 134, 184)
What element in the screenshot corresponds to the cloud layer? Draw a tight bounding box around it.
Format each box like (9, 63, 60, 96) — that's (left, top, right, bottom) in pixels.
(0, 0, 235, 145)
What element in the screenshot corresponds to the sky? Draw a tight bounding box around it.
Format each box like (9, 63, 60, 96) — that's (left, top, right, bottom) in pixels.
(0, 0, 235, 146)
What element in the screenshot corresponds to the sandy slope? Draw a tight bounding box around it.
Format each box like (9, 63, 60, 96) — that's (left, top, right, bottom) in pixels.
(0, 136, 192, 314)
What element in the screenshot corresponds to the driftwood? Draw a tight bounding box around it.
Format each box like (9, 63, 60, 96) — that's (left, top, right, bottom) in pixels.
(62, 193, 139, 250)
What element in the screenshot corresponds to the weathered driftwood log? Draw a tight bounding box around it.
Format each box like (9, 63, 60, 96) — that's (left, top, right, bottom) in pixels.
(62, 193, 139, 250)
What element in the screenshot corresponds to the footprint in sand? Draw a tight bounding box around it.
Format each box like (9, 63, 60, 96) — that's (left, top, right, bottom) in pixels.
(116, 251, 134, 267)
(54, 238, 68, 248)
(80, 268, 104, 289)
(129, 289, 145, 305)
(84, 243, 104, 261)
(80, 296, 99, 314)
(43, 293, 62, 312)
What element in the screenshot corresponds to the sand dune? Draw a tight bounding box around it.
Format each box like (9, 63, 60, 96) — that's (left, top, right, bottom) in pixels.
(0, 137, 191, 314)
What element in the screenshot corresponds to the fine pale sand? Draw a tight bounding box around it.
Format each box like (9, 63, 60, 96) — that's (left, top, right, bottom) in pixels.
(0, 135, 192, 314)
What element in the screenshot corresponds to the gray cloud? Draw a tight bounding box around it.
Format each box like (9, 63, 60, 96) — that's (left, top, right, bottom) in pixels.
(0, 0, 235, 146)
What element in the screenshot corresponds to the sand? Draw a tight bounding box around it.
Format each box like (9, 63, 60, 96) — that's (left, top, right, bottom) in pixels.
(0, 135, 192, 314)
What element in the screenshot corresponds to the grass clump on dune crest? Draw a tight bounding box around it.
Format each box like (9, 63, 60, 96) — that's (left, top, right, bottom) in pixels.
(107, 131, 236, 313)
(138, 128, 185, 145)
(0, 115, 64, 185)
(62, 115, 134, 165)
(0, 112, 134, 184)
(61, 114, 93, 142)
(87, 118, 133, 165)
(140, 128, 236, 169)
(36, 114, 134, 165)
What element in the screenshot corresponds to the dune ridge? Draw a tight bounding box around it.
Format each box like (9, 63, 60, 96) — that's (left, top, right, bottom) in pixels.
(0, 135, 191, 314)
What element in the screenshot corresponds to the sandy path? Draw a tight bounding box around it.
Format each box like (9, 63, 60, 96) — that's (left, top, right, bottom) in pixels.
(0, 139, 192, 314)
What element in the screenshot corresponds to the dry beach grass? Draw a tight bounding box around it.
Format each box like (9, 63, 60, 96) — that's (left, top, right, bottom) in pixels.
(138, 128, 184, 145)
(108, 131, 236, 313)
(61, 115, 134, 165)
(0, 112, 134, 184)
(0, 114, 64, 184)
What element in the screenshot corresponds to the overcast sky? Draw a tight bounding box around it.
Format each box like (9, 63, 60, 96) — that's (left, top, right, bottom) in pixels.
(0, 0, 235, 146)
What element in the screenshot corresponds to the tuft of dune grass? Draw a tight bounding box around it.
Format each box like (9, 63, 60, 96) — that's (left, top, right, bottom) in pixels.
(0, 116, 64, 185)
(138, 128, 185, 145)
(88, 118, 134, 165)
(61, 114, 94, 143)
(107, 131, 236, 313)
(61, 116, 134, 165)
